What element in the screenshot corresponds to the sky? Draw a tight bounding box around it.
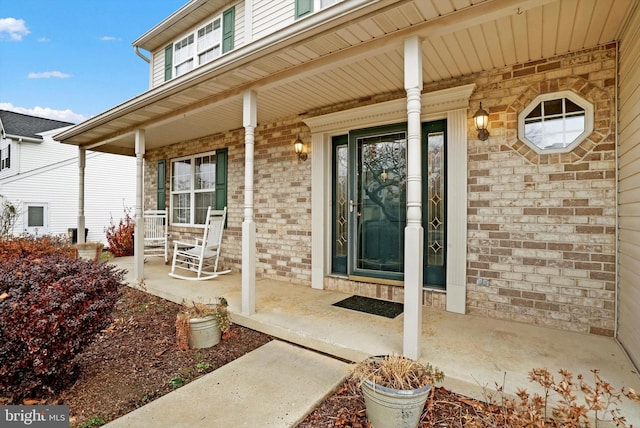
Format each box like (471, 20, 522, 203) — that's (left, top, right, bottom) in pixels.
(0, 0, 187, 124)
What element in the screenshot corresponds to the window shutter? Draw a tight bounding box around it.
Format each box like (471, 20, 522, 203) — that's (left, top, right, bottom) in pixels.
(5, 145, 9, 169)
(215, 149, 228, 210)
(222, 7, 235, 53)
(295, 0, 313, 18)
(157, 160, 166, 210)
(164, 44, 173, 81)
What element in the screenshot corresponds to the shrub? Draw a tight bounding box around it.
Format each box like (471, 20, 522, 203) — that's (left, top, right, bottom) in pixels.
(0, 235, 75, 262)
(466, 367, 640, 427)
(105, 208, 134, 257)
(0, 254, 125, 401)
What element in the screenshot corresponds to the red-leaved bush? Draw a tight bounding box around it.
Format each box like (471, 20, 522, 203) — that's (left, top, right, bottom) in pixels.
(0, 235, 75, 262)
(0, 254, 125, 401)
(105, 208, 134, 257)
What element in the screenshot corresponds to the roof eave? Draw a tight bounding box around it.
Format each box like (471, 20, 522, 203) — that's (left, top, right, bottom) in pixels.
(55, 0, 397, 145)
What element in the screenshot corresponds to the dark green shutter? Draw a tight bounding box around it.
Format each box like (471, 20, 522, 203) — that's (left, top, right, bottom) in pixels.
(157, 160, 166, 210)
(295, 0, 313, 18)
(215, 149, 228, 210)
(164, 44, 173, 81)
(222, 7, 235, 53)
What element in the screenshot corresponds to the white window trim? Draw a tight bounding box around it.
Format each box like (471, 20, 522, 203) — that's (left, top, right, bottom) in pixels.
(318, 0, 339, 9)
(24, 202, 48, 235)
(170, 150, 217, 227)
(173, 13, 223, 78)
(518, 90, 594, 155)
(0, 142, 10, 172)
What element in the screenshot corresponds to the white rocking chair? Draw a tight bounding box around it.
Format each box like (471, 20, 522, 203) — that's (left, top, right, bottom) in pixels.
(143, 210, 168, 262)
(169, 206, 231, 280)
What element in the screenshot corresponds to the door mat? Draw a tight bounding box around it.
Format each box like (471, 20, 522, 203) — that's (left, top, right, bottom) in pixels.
(332, 295, 403, 319)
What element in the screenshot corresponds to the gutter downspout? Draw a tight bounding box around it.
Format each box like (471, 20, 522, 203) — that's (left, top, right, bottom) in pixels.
(134, 46, 150, 63)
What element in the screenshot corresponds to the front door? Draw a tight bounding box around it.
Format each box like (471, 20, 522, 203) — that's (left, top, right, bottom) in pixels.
(24, 203, 48, 236)
(331, 120, 447, 287)
(350, 124, 407, 281)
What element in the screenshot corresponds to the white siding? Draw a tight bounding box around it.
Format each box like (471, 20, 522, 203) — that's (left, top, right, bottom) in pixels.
(151, 48, 167, 89)
(234, 1, 246, 48)
(253, 0, 294, 40)
(0, 133, 136, 245)
(618, 4, 640, 370)
(13, 130, 77, 174)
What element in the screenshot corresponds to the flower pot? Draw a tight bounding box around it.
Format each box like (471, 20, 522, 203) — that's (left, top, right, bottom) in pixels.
(75, 242, 103, 262)
(361, 378, 432, 428)
(188, 316, 221, 349)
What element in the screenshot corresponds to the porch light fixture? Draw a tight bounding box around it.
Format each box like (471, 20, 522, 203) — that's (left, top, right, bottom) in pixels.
(473, 102, 490, 141)
(294, 134, 307, 161)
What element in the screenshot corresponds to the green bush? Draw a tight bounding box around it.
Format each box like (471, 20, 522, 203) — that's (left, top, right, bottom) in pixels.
(0, 254, 125, 401)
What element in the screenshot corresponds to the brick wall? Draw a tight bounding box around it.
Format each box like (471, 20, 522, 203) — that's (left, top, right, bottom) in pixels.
(144, 121, 312, 284)
(466, 44, 617, 336)
(145, 43, 617, 336)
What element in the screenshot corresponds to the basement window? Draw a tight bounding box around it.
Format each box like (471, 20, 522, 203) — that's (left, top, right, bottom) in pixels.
(518, 91, 593, 154)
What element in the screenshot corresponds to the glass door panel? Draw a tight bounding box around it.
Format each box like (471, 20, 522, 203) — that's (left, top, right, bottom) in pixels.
(332, 136, 348, 274)
(351, 126, 407, 280)
(422, 120, 446, 286)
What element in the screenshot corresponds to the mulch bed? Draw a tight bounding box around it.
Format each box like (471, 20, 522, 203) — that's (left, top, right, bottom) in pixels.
(4, 286, 273, 427)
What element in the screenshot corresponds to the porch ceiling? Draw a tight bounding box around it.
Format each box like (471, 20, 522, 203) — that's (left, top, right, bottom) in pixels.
(55, 0, 636, 155)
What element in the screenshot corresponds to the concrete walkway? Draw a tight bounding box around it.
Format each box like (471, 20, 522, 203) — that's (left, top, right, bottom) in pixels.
(104, 340, 350, 427)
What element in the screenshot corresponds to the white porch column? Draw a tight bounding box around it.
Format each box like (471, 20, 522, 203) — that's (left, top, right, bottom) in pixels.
(78, 147, 86, 243)
(403, 36, 424, 360)
(242, 90, 257, 315)
(133, 129, 145, 281)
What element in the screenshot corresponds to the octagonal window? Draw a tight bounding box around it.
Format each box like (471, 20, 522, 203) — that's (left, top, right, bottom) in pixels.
(518, 91, 593, 154)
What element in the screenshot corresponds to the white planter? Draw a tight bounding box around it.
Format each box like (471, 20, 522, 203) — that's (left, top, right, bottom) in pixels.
(188, 316, 221, 349)
(75, 242, 103, 262)
(361, 379, 432, 428)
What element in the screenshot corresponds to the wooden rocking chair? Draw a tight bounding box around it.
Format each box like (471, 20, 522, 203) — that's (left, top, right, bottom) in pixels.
(169, 206, 230, 280)
(143, 210, 168, 262)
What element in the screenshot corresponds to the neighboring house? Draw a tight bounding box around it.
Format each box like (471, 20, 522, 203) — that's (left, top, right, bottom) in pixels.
(0, 110, 136, 244)
(55, 0, 640, 368)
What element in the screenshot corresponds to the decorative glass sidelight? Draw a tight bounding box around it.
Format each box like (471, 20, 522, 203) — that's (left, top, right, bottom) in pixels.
(422, 120, 446, 286)
(332, 137, 349, 274)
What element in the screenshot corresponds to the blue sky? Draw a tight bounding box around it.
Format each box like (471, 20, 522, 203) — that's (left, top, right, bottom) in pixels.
(0, 0, 186, 123)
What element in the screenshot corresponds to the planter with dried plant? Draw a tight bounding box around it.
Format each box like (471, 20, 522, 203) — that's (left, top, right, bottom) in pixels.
(175, 298, 230, 350)
(352, 354, 444, 428)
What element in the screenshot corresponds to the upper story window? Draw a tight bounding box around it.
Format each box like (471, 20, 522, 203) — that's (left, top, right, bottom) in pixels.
(0, 144, 10, 171)
(518, 91, 593, 154)
(165, 7, 235, 81)
(197, 20, 222, 65)
(295, 0, 339, 19)
(174, 34, 195, 76)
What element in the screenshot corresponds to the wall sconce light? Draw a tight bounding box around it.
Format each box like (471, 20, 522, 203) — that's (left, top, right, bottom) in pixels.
(294, 134, 307, 161)
(473, 102, 490, 141)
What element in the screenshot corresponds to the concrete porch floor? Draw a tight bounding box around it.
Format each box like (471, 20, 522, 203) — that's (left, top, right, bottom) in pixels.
(114, 256, 640, 423)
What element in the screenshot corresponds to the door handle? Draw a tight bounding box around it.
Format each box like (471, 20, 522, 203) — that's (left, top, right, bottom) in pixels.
(349, 200, 355, 212)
